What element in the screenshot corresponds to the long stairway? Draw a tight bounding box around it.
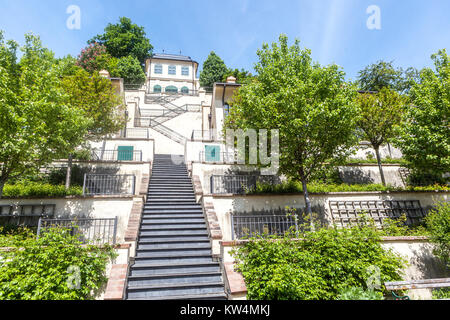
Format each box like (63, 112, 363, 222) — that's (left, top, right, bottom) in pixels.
(126, 154, 227, 300)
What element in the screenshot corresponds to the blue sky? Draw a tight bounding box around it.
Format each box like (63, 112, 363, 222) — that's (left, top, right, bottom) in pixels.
(0, 0, 449, 80)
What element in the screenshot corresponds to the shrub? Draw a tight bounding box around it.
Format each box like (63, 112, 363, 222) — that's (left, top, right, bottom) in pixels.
(2, 183, 83, 198)
(425, 201, 450, 269)
(249, 180, 449, 195)
(111, 55, 146, 85)
(232, 224, 407, 300)
(432, 288, 450, 300)
(77, 43, 108, 73)
(0, 227, 116, 300)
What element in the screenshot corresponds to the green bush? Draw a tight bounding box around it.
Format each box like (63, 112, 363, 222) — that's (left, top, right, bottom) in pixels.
(249, 180, 449, 195)
(432, 288, 450, 300)
(0, 227, 116, 300)
(425, 201, 450, 269)
(337, 287, 384, 300)
(232, 224, 407, 300)
(2, 183, 83, 198)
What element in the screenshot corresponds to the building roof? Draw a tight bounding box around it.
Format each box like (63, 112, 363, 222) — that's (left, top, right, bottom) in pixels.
(150, 53, 198, 64)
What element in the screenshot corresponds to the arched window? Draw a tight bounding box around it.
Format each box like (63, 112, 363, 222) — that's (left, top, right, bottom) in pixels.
(181, 87, 189, 94)
(153, 85, 162, 93)
(165, 86, 178, 93)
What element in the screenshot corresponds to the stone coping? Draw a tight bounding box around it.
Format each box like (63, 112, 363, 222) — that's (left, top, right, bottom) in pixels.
(0, 195, 143, 201)
(208, 190, 449, 197)
(54, 160, 152, 165)
(220, 236, 430, 247)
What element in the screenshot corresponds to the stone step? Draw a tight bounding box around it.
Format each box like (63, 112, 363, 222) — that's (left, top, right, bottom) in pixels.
(127, 272, 223, 287)
(142, 209, 203, 215)
(137, 242, 211, 250)
(141, 218, 206, 224)
(141, 213, 204, 219)
(135, 248, 212, 258)
(126, 282, 225, 299)
(133, 253, 213, 264)
(139, 224, 207, 231)
(137, 237, 210, 245)
(127, 292, 227, 300)
(139, 230, 208, 237)
(143, 205, 202, 210)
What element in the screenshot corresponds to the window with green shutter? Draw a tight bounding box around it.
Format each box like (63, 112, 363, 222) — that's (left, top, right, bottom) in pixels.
(117, 146, 134, 161)
(205, 145, 220, 162)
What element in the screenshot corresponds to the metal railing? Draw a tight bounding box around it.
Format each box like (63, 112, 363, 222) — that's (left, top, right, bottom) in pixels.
(191, 130, 223, 141)
(199, 151, 237, 163)
(232, 215, 298, 240)
(210, 175, 278, 194)
(124, 83, 146, 91)
(37, 217, 118, 245)
(83, 174, 136, 196)
(119, 128, 150, 139)
(92, 150, 143, 162)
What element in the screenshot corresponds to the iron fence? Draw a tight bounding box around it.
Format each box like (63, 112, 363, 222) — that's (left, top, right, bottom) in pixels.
(83, 174, 136, 196)
(92, 150, 143, 162)
(37, 217, 118, 245)
(232, 215, 299, 240)
(199, 151, 236, 163)
(119, 128, 150, 139)
(329, 200, 426, 228)
(210, 175, 277, 194)
(0, 204, 56, 227)
(191, 130, 223, 141)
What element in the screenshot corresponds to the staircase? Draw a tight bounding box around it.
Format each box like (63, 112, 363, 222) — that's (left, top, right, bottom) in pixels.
(126, 154, 227, 300)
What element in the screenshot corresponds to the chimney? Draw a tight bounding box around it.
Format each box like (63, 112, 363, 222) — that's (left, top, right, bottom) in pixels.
(226, 76, 236, 84)
(99, 70, 110, 78)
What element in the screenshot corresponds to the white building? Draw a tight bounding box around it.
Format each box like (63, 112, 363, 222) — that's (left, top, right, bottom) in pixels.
(145, 53, 200, 94)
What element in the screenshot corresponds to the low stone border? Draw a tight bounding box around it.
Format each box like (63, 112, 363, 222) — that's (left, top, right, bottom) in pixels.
(104, 263, 129, 300)
(204, 202, 223, 240)
(124, 197, 144, 242)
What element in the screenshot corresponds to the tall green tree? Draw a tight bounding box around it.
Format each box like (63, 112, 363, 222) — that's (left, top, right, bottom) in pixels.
(355, 88, 407, 185)
(200, 51, 228, 89)
(225, 35, 359, 217)
(89, 17, 153, 65)
(357, 60, 419, 94)
(61, 68, 127, 188)
(112, 55, 146, 85)
(396, 50, 450, 183)
(222, 68, 255, 84)
(0, 32, 90, 197)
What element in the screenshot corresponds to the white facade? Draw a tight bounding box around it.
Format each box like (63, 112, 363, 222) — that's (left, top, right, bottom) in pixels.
(145, 53, 200, 94)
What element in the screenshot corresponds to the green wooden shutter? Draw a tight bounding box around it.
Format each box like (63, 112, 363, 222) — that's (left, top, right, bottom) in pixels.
(205, 145, 220, 162)
(117, 146, 134, 161)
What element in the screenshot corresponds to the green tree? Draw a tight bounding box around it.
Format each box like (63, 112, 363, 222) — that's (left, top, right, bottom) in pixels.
(425, 201, 450, 270)
(200, 51, 228, 89)
(355, 88, 407, 185)
(357, 60, 419, 93)
(222, 68, 255, 84)
(396, 50, 450, 182)
(225, 35, 359, 217)
(89, 17, 153, 65)
(61, 68, 126, 188)
(0, 32, 90, 197)
(111, 55, 146, 85)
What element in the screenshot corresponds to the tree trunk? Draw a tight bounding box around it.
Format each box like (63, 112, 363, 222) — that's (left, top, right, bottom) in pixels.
(65, 154, 73, 190)
(301, 177, 315, 231)
(375, 147, 386, 186)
